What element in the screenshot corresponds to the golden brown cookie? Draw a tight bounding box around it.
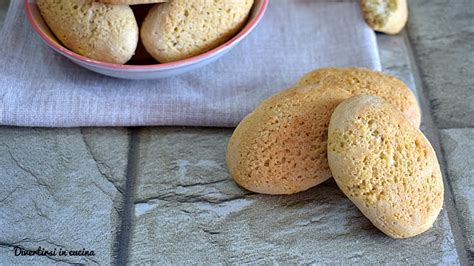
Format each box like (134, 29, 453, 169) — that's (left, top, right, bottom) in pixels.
(97, 0, 167, 5)
(297, 68, 421, 128)
(37, 0, 138, 64)
(327, 95, 444, 238)
(141, 0, 254, 63)
(360, 0, 408, 35)
(227, 85, 351, 195)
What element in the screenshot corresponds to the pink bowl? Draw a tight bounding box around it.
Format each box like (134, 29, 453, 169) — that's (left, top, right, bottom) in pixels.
(25, 0, 268, 79)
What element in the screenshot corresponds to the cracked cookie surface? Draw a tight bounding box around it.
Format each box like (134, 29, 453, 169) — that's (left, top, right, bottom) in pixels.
(328, 95, 444, 238)
(141, 0, 253, 63)
(227, 85, 351, 195)
(297, 67, 420, 128)
(37, 0, 138, 64)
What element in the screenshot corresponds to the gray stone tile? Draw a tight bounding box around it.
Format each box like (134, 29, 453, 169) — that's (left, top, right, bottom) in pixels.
(130, 128, 459, 264)
(440, 128, 474, 258)
(407, 0, 474, 128)
(134, 128, 239, 203)
(0, 127, 129, 264)
(81, 128, 130, 193)
(376, 33, 435, 133)
(377, 33, 416, 94)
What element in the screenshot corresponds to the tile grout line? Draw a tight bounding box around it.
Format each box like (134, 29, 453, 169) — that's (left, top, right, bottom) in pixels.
(402, 30, 469, 265)
(436, 127, 474, 131)
(115, 128, 141, 266)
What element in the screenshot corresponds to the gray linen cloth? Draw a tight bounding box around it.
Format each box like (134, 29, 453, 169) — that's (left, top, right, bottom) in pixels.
(0, 0, 380, 127)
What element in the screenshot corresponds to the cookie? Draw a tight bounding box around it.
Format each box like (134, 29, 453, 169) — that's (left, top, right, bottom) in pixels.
(327, 95, 444, 238)
(227, 85, 351, 195)
(360, 0, 408, 35)
(97, 0, 167, 5)
(141, 0, 254, 63)
(297, 68, 420, 128)
(37, 0, 138, 64)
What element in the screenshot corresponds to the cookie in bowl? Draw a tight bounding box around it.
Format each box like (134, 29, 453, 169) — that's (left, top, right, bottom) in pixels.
(141, 0, 254, 63)
(98, 0, 167, 4)
(36, 0, 138, 64)
(27, 0, 268, 79)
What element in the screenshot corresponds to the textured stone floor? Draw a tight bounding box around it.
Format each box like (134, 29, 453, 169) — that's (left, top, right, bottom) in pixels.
(0, 0, 473, 264)
(0, 128, 129, 264)
(407, 0, 474, 263)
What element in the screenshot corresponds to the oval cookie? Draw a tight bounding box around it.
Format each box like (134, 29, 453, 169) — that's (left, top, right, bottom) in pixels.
(37, 0, 138, 64)
(227, 85, 351, 195)
(360, 0, 408, 35)
(141, 0, 254, 63)
(327, 95, 444, 238)
(98, 0, 167, 5)
(297, 68, 421, 128)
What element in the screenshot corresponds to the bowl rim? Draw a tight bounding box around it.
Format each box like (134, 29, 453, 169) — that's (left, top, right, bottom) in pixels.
(24, 0, 269, 71)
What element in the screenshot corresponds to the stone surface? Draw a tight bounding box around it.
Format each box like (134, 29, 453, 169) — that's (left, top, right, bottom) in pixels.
(407, 0, 474, 128)
(0, 127, 129, 264)
(376, 32, 434, 133)
(81, 128, 130, 193)
(134, 128, 239, 204)
(440, 128, 474, 258)
(377, 33, 416, 95)
(129, 128, 458, 264)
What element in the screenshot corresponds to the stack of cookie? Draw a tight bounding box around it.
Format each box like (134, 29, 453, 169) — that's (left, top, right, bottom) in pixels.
(227, 68, 444, 239)
(36, 0, 254, 64)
